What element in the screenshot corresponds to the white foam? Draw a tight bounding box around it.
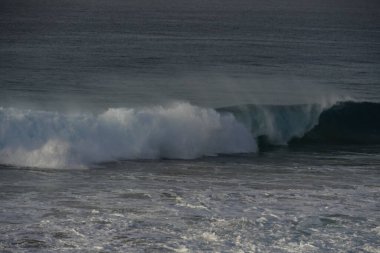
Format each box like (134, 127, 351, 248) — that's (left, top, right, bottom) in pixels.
(201, 232, 218, 242)
(0, 103, 256, 168)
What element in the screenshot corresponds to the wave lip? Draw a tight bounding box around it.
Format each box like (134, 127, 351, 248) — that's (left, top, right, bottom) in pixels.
(0, 103, 256, 169)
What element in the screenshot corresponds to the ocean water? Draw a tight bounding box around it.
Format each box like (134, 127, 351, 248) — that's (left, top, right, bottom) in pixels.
(0, 1, 380, 252)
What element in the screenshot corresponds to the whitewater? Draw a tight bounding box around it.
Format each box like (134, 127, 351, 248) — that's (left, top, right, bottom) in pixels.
(0, 103, 255, 168)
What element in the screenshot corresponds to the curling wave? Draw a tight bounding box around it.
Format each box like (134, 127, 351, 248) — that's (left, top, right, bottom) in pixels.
(219, 101, 380, 146)
(290, 101, 380, 144)
(0, 101, 378, 168)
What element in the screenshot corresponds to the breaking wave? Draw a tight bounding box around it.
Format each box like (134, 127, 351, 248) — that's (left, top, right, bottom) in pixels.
(0, 101, 378, 168)
(0, 103, 256, 168)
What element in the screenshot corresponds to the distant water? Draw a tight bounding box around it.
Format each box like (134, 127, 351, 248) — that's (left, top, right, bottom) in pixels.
(1, 0, 380, 110)
(0, 1, 379, 252)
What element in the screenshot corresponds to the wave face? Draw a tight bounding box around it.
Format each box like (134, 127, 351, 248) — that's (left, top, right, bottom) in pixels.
(0, 103, 256, 168)
(0, 101, 378, 168)
(291, 102, 380, 144)
(220, 101, 380, 147)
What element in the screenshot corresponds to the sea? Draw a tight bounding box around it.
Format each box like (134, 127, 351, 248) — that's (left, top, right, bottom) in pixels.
(0, 0, 379, 252)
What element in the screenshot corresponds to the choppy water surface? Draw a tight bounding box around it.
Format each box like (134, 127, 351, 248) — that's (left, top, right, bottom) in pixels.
(0, 146, 379, 252)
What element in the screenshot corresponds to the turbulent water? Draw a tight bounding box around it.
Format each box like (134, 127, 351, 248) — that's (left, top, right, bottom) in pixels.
(0, 0, 379, 252)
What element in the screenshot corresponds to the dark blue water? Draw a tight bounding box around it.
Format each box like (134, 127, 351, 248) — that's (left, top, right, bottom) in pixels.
(0, 1, 379, 252)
